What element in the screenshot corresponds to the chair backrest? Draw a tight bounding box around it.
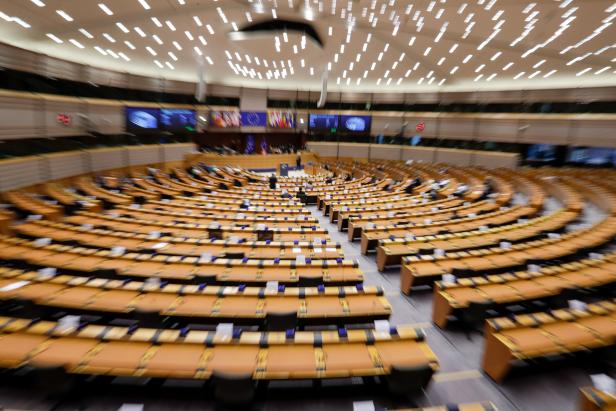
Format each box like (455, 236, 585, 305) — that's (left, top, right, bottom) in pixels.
(264, 311, 298, 331)
(223, 252, 245, 259)
(298, 277, 322, 287)
(211, 372, 256, 406)
(132, 309, 161, 328)
(386, 364, 434, 396)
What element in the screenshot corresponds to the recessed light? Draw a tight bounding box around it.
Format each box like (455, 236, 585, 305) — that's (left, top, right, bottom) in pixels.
(137, 0, 151, 10)
(56, 10, 73, 21)
(98, 3, 113, 15)
(46, 33, 63, 43)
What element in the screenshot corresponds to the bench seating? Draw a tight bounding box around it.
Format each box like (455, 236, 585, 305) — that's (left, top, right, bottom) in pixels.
(0, 316, 438, 381)
(377, 209, 579, 271)
(481, 299, 616, 382)
(399, 217, 616, 294)
(433, 253, 616, 328)
(14, 220, 344, 260)
(579, 387, 616, 411)
(0, 272, 391, 325)
(0, 237, 363, 285)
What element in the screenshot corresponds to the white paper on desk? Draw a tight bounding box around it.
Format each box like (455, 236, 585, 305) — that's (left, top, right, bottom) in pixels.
(528, 264, 541, 273)
(326, 247, 337, 253)
(424, 218, 432, 225)
(468, 213, 477, 218)
(200, 253, 212, 263)
(236, 213, 246, 219)
(295, 254, 306, 264)
(366, 222, 376, 229)
(111, 246, 126, 256)
(431, 207, 439, 212)
(387, 211, 395, 218)
(58, 315, 80, 332)
(325, 194, 331, 200)
(353, 401, 375, 411)
(229, 236, 240, 244)
(479, 225, 489, 232)
(152, 242, 168, 250)
(548, 232, 561, 239)
(589, 252, 604, 260)
(313, 237, 322, 245)
(81, 224, 93, 230)
(45, 200, 58, 205)
(292, 247, 302, 253)
(110, 190, 120, 194)
(518, 218, 528, 224)
(199, 196, 208, 201)
(148, 231, 161, 239)
(265, 281, 278, 291)
(118, 403, 144, 411)
(223, 286, 238, 295)
(208, 222, 221, 229)
(568, 299, 588, 311)
(145, 277, 161, 287)
(405, 234, 416, 241)
(422, 199, 428, 204)
(359, 198, 366, 204)
(500, 241, 512, 250)
(0, 280, 30, 292)
(205, 203, 214, 208)
(129, 203, 140, 209)
(34, 237, 51, 247)
(161, 199, 171, 204)
(374, 319, 390, 334)
(314, 248, 323, 254)
(216, 323, 234, 339)
(256, 224, 266, 231)
(434, 248, 445, 257)
(442, 274, 457, 284)
(343, 190, 348, 194)
(37, 267, 57, 279)
(591, 374, 616, 395)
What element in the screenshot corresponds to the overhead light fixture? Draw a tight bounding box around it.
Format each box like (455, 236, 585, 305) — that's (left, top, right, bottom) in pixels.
(46, 33, 63, 43)
(30, 0, 45, 7)
(98, 3, 113, 15)
(56, 10, 73, 21)
(137, 0, 151, 10)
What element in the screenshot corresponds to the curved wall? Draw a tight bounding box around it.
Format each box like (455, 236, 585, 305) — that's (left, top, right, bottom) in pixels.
(307, 142, 519, 169)
(0, 143, 195, 192)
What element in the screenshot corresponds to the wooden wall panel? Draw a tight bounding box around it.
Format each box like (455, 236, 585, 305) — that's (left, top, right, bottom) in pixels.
(45, 152, 88, 180)
(0, 156, 44, 192)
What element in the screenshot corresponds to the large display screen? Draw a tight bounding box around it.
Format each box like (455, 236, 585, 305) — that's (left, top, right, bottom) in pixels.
(568, 146, 616, 166)
(210, 111, 241, 128)
(240, 111, 267, 127)
(126, 107, 159, 131)
(340, 115, 372, 133)
(525, 144, 558, 162)
(309, 114, 339, 130)
(160, 109, 196, 132)
(268, 111, 295, 129)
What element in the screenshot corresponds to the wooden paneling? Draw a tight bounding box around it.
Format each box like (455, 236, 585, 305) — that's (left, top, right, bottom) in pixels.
(0, 156, 44, 192)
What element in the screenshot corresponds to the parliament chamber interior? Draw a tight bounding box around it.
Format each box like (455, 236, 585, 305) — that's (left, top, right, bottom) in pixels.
(0, 1, 616, 411)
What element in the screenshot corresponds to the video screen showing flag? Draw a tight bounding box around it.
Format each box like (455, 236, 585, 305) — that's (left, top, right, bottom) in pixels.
(210, 111, 241, 128)
(268, 111, 296, 129)
(340, 115, 372, 133)
(125, 107, 160, 132)
(240, 111, 267, 127)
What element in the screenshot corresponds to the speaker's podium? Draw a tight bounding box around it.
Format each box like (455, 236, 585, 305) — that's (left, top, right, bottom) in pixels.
(279, 163, 289, 177)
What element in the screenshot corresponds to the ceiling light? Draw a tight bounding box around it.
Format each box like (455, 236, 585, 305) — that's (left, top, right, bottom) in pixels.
(154, 60, 163, 68)
(166, 20, 176, 31)
(185, 30, 193, 40)
(152, 35, 163, 45)
(116, 22, 129, 33)
(206, 24, 214, 34)
(30, 0, 45, 6)
(146, 46, 157, 56)
(94, 46, 107, 55)
(69, 39, 84, 48)
(119, 52, 130, 62)
(151, 17, 162, 27)
(193, 16, 202, 26)
(79, 28, 93, 38)
(56, 10, 73, 21)
(124, 40, 136, 50)
(46, 33, 63, 43)
(98, 3, 113, 15)
(543, 69, 557, 78)
(137, 0, 151, 10)
(172, 41, 182, 50)
(102, 33, 116, 43)
(134, 27, 146, 37)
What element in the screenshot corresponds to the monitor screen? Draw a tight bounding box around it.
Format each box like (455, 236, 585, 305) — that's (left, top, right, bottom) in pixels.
(210, 111, 241, 128)
(526, 144, 557, 161)
(126, 107, 159, 131)
(309, 114, 339, 130)
(568, 146, 616, 166)
(268, 111, 296, 129)
(240, 111, 267, 127)
(340, 115, 372, 133)
(160, 109, 196, 132)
